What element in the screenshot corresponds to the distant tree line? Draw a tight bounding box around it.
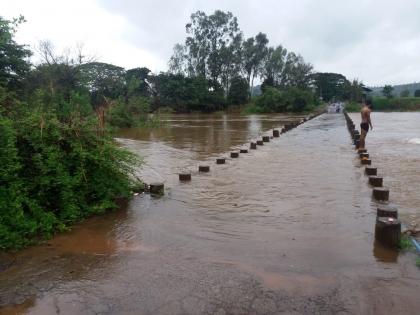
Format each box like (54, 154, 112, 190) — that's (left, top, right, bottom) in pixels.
(166, 10, 315, 112)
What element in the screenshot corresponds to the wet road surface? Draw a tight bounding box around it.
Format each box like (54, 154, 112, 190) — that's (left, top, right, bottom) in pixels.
(1, 113, 419, 315)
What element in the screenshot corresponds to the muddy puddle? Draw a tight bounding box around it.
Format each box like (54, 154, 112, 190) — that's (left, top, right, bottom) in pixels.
(1, 113, 419, 314)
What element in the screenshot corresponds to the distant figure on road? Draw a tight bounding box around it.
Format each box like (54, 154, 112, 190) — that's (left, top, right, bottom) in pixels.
(335, 103, 341, 113)
(360, 100, 373, 149)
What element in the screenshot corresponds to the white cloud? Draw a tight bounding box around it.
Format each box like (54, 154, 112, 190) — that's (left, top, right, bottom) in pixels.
(1, 0, 165, 71)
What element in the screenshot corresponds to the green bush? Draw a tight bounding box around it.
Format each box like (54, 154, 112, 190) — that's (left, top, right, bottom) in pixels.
(399, 235, 414, 250)
(108, 96, 151, 128)
(283, 87, 314, 112)
(254, 87, 286, 112)
(0, 108, 140, 250)
(228, 76, 249, 105)
(249, 87, 315, 113)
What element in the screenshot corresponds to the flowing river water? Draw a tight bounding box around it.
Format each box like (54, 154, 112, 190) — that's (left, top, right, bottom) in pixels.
(0, 112, 419, 314)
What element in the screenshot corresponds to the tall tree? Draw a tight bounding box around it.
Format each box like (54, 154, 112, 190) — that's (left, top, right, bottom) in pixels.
(343, 79, 363, 102)
(78, 62, 126, 108)
(168, 44, 187, 75)
(171, 10, 242, 93)
(241, 32, 269, 97)
(125, 67, 151, 98)
(382, 85, 394, 98)
(262, 45, 287, 86)
(261, 48, 312, 91)
(281, 52, 313, 89)
(312, 72, 349, 101)
(0, 16, 31, 91)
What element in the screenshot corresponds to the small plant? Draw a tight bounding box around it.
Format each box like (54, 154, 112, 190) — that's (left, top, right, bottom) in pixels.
(131, 180, 145, 194)
(416, 257, 420, 267)
(399, 235, 414, 250)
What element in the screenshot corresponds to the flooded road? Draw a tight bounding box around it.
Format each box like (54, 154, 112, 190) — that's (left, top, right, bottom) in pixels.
(1, 113, 419, 314)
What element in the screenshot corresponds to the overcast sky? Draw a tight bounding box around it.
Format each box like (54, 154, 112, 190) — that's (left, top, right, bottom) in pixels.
(2, 0, 420, 86)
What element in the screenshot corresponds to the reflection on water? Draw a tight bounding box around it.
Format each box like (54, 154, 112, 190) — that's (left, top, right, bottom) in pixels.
(1, 112, 420, 314)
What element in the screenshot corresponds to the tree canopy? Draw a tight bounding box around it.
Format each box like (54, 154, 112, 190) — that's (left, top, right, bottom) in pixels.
(168, 10, 314, 106)
(382, 85, 394, 98)
(0, 16, 31, 90)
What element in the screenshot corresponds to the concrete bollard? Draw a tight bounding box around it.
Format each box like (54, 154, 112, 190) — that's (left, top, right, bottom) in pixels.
(377, 206, 398, 219)
(240, 149, 248, 153)
(273, 130, 280, 137)
(230, 152, 239, 158)
(369, 176, 383, 187)
(373, 187, 389, 201)
(216, 158, 226, 164)
(149, 182, 164, 195)
(256, 140, 264, 145)
(365, 166, 377, 176)
(179, 173, 191, 181)
(361, 158, 371, 165)
(199, 165, 210, 172)
(250, 142, 257, 150)
(360, 153, 369, 159)
(262, 136, 270, 142)
(375, 217, 401, 248)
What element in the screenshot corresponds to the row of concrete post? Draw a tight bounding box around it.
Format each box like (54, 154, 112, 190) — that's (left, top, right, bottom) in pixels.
(343, 111, 401, 248)
(176, 113, 323, 182)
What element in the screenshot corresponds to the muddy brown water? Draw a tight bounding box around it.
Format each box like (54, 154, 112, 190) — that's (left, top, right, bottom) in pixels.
(1, 113, 419, 315)
(349, 112, 420, 231)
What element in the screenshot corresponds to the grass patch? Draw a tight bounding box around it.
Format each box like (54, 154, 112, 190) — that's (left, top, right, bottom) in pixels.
(372, 97, 420, 111)
(399, 235, 414, 250)
(416, 257, 420, 267)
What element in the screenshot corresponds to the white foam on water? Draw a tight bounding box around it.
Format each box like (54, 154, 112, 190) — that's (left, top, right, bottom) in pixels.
(407, 138, 420, 144)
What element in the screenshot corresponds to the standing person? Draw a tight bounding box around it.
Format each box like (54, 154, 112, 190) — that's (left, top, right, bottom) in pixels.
(360, 100, 373, 149)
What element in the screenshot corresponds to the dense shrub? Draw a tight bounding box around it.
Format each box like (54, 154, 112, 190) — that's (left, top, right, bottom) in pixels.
(0, 106, 140, 250)
(372, 97, 420, 111)
(254, 87, 286, 112)
(227, 76, 249, 105)
(151, 73, 225, 112)
(344, 97, 420, 112)
(108, 96, 151, 128)
(283, 87, 314, 112)
(249, 87, 315, 113)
